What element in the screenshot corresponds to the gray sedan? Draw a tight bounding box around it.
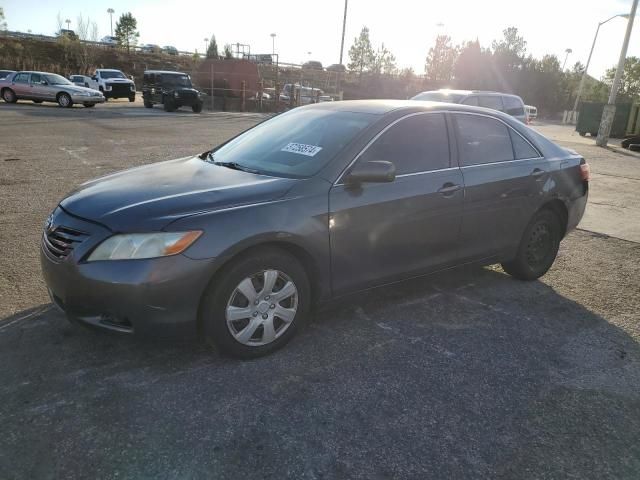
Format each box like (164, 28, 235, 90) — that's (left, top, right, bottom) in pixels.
(41, 101, 589, 358)
(0, 71, 105, 107)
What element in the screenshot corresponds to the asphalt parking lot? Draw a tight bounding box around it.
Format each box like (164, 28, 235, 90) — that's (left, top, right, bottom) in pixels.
(1, 101, 639, 479)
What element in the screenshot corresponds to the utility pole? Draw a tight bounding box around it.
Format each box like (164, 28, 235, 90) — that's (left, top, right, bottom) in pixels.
(339, 0, 348, 65)
(596, 0, 638, 147)
(65, 18, 71, 30)
(270, 33, 276, 56)
(562, 48, 572, 70)
(107, 8, 115, 37)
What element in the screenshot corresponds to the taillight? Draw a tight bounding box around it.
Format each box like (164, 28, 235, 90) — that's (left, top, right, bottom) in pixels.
(580, 162, 590, 181)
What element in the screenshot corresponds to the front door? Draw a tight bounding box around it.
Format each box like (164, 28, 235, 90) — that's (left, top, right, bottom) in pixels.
(329, 112, 464, 295)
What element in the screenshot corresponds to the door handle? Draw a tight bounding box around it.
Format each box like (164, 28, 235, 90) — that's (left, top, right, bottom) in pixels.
(531, 168, 546, 179)
(438, 183, 462, 196)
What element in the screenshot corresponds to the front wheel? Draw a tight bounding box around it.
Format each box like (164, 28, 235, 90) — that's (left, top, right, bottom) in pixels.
(163, 99, 176, 112)
(192, 102, 203, 113)
(501, 209, 562, 281)
(143, 101, 153, 108)
(201, 247, 310, 358)
(33, 99, 43, 104)
(83, 103, 96, 108)
(129, 95, 136, 102)
(57, 93, 73, 108)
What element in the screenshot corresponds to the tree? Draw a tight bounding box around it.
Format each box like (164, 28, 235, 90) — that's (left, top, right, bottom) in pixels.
(115, 12, 139, 53)
(75, 14, 99, 73)
(603, 56, 640, 100)
(492, 27, 527, 70)
(371, 43, 397, 75)
(223, 44, 233, 59)
(348, 26, 375, 77)
(454, 40, 492, 89)
(0, 7, 7, 31)
(424, 34, 458, 83)
(206, 35, 219, 59)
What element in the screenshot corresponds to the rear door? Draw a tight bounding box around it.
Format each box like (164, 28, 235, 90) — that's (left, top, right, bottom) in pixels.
(452, 112, 545, 261)
(478, 95, 504, 113)
(10, 72, 30, 97)
(502, 95, 527, 122)
(329, 112, 464, 295)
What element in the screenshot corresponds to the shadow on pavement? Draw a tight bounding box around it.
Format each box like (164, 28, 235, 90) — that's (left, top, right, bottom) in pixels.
(0, 265, 638, 479)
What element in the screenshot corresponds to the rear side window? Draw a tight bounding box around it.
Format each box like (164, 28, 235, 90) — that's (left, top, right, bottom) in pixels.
(360, 113, 450, 174)
(30, 74, 42, 83)
(454, 114, 514, 166)
(13, 73, 29, 84)
(461, 96, 479, 106)
(509, 130, 540, 159)
(503, 96, 525, 116)
(478, 95, 503, 111)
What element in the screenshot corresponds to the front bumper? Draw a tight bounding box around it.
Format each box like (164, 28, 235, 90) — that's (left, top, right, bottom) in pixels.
(103, 84, 135, 98)
(70, 94, 105, 104)
(40, 207, 215, 338)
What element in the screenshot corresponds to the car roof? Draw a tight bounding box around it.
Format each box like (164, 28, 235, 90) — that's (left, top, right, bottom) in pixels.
(14, 71, 55, 75)
(304, 99, 521, 117)
(96, 69, 123, 72)
(419, 89, 522, 98)
(144, 70, 188, 75)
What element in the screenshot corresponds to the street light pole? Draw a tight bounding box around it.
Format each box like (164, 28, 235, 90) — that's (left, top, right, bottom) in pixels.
(204, 38, 209, 57)
(596, 0, 639, 147)
(107, 8, 115, 37)
(65, 19, 71, 30)
(270, 33, 276, 56)
(339, 0, 348, 65)
(572, 14, 630, 116)
(562, 48, 572, 70)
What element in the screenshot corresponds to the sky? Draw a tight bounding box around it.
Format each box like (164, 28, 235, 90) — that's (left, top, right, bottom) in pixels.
(2, 0, 639, 80)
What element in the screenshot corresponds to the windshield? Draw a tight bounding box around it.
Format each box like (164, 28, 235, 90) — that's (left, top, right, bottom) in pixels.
(44, 74, 72, 85)
(207, 108, 376, 178)
(411, 91, 465, 103)
(100, 71, 126, 79)
(162, 74, 192, 88)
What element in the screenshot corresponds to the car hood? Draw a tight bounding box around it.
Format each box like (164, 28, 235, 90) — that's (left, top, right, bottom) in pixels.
(104, 78, 134, 84)
(62, 85, 102, 94)
(60, 156, 298, 231)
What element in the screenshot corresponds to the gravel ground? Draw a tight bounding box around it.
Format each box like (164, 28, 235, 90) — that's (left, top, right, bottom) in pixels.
(0, 103, 639, 479)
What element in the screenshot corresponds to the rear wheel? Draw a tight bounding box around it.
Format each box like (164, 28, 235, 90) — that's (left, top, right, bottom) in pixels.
(33, 99, 43, 103)
(201, 247, 310, 358)
(143, 100, 153, 108)
(501, 209, 562, 281)
(83, 103, 96, 108)
(57, 93, 73, 108)
(2, 88, 17, 103)
(128, 95, 136, 102)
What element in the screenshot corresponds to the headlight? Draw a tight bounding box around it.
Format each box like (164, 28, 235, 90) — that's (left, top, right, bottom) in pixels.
(104, 85, 112, 90)
(87, 231, 202, 261)
(174, 91, 180, 98)
(76, 91, 91, 96)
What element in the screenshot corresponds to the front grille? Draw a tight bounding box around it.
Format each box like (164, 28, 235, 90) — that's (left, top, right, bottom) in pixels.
(108, 83, 132, 95)
(43, 226, 88, 260)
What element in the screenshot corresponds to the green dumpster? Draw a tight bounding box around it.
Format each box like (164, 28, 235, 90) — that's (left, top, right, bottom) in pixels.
(576, 102, 631, 138)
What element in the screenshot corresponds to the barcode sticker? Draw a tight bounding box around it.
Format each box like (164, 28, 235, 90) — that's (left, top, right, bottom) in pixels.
(281, 143, 323, 157)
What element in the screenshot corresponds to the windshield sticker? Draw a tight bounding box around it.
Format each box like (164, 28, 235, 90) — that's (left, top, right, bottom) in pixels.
(281, 143, 323, 157)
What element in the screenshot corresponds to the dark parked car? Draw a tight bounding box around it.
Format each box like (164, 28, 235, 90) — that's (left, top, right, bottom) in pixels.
(41, 100, 589, 358)
(302, 60, 323, 70)
(142, 70, 203, 112)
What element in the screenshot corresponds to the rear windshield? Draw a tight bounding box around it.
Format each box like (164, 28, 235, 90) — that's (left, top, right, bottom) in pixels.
(412, 91, 465, 103)
(207, 108, 377, 178)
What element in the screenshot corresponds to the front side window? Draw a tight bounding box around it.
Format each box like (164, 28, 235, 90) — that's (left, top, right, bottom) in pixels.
(359, 113, 450, 174)
(478, 95, 504, 111)
(13, 73, 29, 84)
(30, 74, 42, 84)
(454, 114, 514, 166)
(161, 74, 192, 88)
(207, 108, 376, 178)
(503, 96, 525, 116)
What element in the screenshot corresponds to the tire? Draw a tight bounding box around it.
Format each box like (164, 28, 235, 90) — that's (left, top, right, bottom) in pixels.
(163, 99, 176, 112)
(501, 209, 562, 281)
(83, 103, 96, 108)
(128, 95, 136, 102)
(143, 101, 153, 109)
(2, 88, 17, 103)
(201, 247, 310, 358)
(192, 102, 203, 113)
(57, 93, 73, 108)
(33, 99, 43, 103)
(578, 132, 586, 137)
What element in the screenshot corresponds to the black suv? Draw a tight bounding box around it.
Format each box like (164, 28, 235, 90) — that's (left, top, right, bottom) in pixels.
(142, 70, 203, 113)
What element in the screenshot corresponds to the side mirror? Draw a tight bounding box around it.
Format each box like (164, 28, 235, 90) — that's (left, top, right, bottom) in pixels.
(345, 160, 396, 184)
(41, 80, 48, 85)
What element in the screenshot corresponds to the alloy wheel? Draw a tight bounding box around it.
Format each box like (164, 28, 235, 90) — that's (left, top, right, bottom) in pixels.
(225, 269, 298, 346)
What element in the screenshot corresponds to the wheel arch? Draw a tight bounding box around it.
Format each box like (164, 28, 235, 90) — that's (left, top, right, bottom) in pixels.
(539, 198, 569, 238)
(196, 239, 326, 335)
